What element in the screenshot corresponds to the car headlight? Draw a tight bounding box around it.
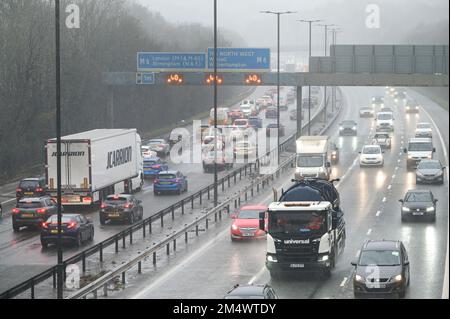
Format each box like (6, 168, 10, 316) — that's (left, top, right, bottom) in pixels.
(393, 274, 403, 282)
(426, 206, 435, 212)
(355, 274, 365, 283)
(408, 155, 413, 159)
(231, 224, 239, 231)
(267, 255, 278, 262)
(352, 126, 356, 130)
(416, 171, 424, 177)
(402, 207, 410, 212)
(427, 155, 432, 159)
(319, 255, 329, 262)
(339, 127, 343, 130)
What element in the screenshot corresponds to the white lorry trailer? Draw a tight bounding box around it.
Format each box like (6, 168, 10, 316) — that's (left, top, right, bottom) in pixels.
(295, 136, 332, 180)
(45, 129, 143, 206)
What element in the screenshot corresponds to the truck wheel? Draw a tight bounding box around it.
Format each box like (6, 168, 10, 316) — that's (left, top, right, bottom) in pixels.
(322, 268, 332, 279)
(269, 270, 283, 280)
(13, 224, 20, 232)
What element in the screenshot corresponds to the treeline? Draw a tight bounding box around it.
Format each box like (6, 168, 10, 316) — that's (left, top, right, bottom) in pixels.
(0, 0, 246, 179)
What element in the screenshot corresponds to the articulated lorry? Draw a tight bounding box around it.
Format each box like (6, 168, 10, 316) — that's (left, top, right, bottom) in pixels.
(45, 129, 143, 206)
(295, 136, 332, 180)
(259, 178, 346, 278)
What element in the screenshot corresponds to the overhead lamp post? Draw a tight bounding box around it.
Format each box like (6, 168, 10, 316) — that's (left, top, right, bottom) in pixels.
(298, 19, 322, 135)
(54, 0, 63, 299)
(213, 0, 218, 207)
(260, 10, 297, 165)
(329, 27, 342, 113)
(316, 23, 336, 123)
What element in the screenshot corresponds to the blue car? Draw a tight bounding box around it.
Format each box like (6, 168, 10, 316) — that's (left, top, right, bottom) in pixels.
(154, 171, 188, 195)
(143, 157, 168, 178)
(248, 116, 263, 129)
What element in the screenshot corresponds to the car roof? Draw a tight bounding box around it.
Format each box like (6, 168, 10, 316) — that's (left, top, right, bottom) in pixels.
(107, 194, 132, 199)
(406, 189, 432, 194)
(144, 157, 159, 160)
(159, 170, 179, 175)
(226, 284, 267, 296)
(408, 137, 432, 143)
(240, 205, 267, 210)
(49, 213, 81, 219)
(363, 240, 401, 251)
(21, 178, 42, 182)
(18, 196, 50, 202)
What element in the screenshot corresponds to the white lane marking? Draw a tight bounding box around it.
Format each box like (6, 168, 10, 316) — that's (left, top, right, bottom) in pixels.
(382, 197, 386, 202)
(340, 277, 348, 287)
(399, 152, 402, 156)
(1, 198, 16, 205)
(419, 105, 449, 299)
(392, 174, 396, 179)
(387, 185, 392, 190)
(367, 229, 372, 235)
(248, 266, 267, 285)
(376, 210, 381, 217)
(397, 159, 401, 163)
(395, 166, 399, 170)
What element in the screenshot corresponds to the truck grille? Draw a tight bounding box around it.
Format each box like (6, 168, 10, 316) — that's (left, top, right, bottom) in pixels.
(275, 242, 319, 263)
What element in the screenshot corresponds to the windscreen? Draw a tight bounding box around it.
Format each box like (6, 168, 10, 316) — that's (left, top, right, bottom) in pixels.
(405, 192, 432, 202)
(359, 250, 401, 266)
(377, 113, 392, 120)
(362, 146, 381, 154)
(105, 197, 128, 204)
(158, 174, 176, 179)
(296, 155, 324, 168)
(269, 211, 327, 236)
(418, 161, 440, 169)
(417, 123, 431, 129)
(47, 216, 75, 223)
(408, 142, 433, 151)
(237, 209, 260, 219)
(18, 201, 42, 208)
(19, 180, 39, 188)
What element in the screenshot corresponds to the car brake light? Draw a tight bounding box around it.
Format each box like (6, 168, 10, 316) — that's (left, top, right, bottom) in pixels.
(101, 203, 107, 209)
(41, 222, 49, 229)
(153, 165, 161, 169)
(36, 208, 47, 214)
(16, 188, 22, 192)
(67, 222, 77, 229)
(36, 188, 43, 192)
(154, 179, 160, 184)
(124, 203, 133, 209)
(12, 208, 20, 214)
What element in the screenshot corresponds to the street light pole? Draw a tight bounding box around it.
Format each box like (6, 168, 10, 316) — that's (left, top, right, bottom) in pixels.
(261, 10, 296, 166)
(328, 27, 341, 113)
(213, 0, 218, 207)
(54, 0, 63, 299)
(298, 19, 322, 136)
(317, 23, 335, 123)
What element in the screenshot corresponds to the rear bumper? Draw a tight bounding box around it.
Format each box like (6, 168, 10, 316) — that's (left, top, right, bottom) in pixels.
(416, 175, 443, 183)
(266, 257, 331, 272)
(154, 184, 182, 191)
(13, 217, 47, 227)
(353, 281, 405, 297)
(41, 233, 78, 243)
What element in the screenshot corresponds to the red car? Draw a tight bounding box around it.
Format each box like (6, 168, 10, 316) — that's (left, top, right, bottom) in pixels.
(230, 205, 267, 241)
(229, 109, 244, 122)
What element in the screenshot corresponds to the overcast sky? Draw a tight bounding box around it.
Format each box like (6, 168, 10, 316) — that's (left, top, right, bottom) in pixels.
(136, 0, 449, 55)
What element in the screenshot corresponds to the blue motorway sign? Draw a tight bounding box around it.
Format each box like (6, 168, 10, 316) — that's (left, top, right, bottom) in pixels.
(136, 72, 155, 85)
(137, 52, 206, 71)
(207, 48, 271, 71)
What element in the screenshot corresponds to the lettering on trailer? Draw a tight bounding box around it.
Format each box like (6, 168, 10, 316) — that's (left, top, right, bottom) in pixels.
(106, 146, 132, 170)
(284, 239, 310, 244)
(51, 151, 85, 157)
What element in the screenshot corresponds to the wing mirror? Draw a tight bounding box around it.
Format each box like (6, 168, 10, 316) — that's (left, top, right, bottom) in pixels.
(325, 162, 331, 168)
(433, 148, 436, 153)
(399, 199, 404, 203)
(351, 260, 357, 267)
(404, 261, 410, 266)
(434, 199, 438, 204)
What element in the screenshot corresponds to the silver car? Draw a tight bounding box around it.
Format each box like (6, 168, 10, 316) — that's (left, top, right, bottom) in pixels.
(416, 159, 445, 185)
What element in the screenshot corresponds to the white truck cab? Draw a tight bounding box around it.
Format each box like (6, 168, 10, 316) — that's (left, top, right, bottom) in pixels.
(295, 136, 332, 180)
(375, 112, 395, 132)
(404, 137, 435, 170)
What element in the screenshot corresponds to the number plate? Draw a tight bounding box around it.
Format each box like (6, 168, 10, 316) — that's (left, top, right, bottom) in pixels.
(50, 229, 64, 234)
(289, 263, 304, 268)
(159, 182, 171, 185)
(108, 213, 120, 217)
(21, 213, 34, 218)
(242, 232, 254, 237)
(413, 212, 424, 216)
(366, 283, 386, 289)
(24, 192, 33, 195)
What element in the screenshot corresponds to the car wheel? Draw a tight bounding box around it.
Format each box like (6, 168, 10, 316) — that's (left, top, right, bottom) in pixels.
(41, 240, 48, 248)
(185, 182, 188, 192)
(128, 213, 135, 225)
(13, 224, 20, 232)
(154, 191, 159, 196)
(89, 227, 94, 241)
(401, 214, 408, 222)
(398, 287, 406, 298)
(430, 213, 436, 223)
(100, 214, 106, 225)
(177, 188, 181, 195)
(76, 233, 83, 247)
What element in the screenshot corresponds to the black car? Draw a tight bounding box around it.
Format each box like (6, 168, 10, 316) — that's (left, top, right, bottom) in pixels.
(352, 240, 410, 298)
(16, 177, 47, 202)
(416, 159, 445, 184)
(266, 123, 285, 137)
(224, 284, 278, 299)
(265, 106, 278, 119)
(339, 120, 357, 136)
(400, 189, 437, 222)
(100, 194, 143, 225)
(371, 96, 384, 107)
(405, 100, 420, 113)
(41, 214, 94, 248)
(12, 196, 58, 231)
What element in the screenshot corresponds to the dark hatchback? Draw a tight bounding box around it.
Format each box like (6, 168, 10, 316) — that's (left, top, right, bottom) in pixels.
(352, 240, 410, 298)
(266, 123, 285, 137)
(339, 120, 357, 136)
(16, 177, 47, 202)
(416, 159, 445, 185)
(100, 194, 143, 225)
(265, 106, 278, 118)
(12, 197, 58, 232)
(224, 284, 278, 299)
(400, 189, 437, 222)
(41, 214, 94, 248)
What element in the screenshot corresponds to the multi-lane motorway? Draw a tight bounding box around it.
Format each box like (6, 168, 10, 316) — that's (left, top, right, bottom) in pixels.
(106, 87, 448, 299)
(0, 86, 321, 292)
